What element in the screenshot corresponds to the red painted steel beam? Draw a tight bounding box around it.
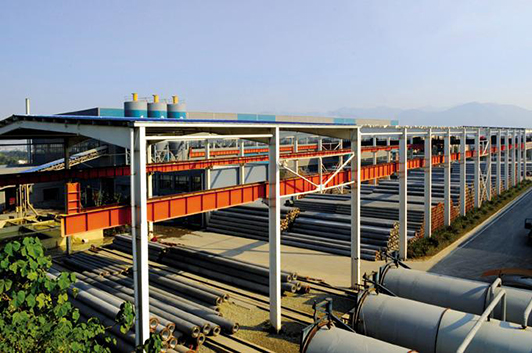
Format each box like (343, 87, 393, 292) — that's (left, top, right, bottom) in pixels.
(0, 166, 130, 188)
(60, 150, 471, 236)
(189, 143, 424, 158)
(0, 143, 425, 187)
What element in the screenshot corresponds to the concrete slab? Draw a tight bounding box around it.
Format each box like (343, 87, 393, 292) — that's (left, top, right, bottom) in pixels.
(427, 187, 532, 281)
(163, 230, 384, 288)
(159, 186, 532, 288)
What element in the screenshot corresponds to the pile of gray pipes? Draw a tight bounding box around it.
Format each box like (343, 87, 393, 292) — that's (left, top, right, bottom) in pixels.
(54, 250, 238, 352)
(110, 234, 308, 295)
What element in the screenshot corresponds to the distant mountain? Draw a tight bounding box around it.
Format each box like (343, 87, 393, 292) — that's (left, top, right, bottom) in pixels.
(330, 106, 403, 120)
(330, 102, 532, 127)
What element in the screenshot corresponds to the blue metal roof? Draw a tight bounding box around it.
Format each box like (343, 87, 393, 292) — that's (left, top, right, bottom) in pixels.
(5, 114, 362, 127)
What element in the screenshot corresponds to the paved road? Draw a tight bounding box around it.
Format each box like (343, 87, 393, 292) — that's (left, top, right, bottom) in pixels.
(429, 188, 532, 281)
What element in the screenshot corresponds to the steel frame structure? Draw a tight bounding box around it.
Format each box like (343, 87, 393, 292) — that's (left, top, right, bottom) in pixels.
(0, 114, 530, 344)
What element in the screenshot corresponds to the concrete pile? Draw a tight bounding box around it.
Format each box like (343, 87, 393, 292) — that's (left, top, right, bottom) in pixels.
(55, 251, 237, 352)
(110, 234, 308, 296)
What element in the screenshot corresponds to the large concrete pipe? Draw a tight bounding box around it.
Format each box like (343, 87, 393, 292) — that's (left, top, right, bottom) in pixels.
(379, 266, 532, 327)
(301, 323, 412, 353)
(353, 292, 532, 353)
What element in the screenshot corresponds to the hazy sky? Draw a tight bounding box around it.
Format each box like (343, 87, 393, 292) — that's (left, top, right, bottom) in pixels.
(1, 1, 532, 118)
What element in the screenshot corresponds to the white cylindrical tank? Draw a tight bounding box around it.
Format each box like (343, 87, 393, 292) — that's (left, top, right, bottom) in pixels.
(355, 292, 532, 353)
(124, 93, 148, 117)
(380, 267, 532, 326)
(168, 95, 187, 119)
(148, 94, 167, 118)
(302, 325, 411, 353)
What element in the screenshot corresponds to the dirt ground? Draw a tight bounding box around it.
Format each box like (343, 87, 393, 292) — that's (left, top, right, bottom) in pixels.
(200, 290, 355, 353)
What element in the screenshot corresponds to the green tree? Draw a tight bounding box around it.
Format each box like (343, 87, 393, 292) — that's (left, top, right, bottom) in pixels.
(0, 237, 113, 352)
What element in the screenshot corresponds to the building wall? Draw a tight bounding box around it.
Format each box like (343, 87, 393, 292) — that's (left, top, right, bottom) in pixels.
(58, 107, 396, 126)
(209, 164, 268, 189)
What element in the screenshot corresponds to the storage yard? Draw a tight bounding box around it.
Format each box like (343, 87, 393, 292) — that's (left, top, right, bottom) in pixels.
(0, 102, 531, 353)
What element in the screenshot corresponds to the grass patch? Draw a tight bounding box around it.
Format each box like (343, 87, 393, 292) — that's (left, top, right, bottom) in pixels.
(408, 179, 532, 259)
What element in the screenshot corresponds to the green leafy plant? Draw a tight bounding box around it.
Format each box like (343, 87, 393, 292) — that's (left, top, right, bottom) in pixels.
(408, 179, 532, 258)
(0, 237, 164, 352)
(116, 301, 164, 353)
(0, 237, 114, 352)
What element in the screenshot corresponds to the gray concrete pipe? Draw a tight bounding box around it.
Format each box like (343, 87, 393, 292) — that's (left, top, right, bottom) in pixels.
(149, 266, 229, 301)
(76, 305, 136, 353)
(159, 251, 271, 294)
(110, 273, 220, 315)
(302, 324, 412, 353)
(74, 252, 129, 273)
(73, 271, 206, 337)
(70, 295, 135, 344)
(148, 271, 223, 306)
(380, 267, 532, 326)
(163, 239, 295, 282)
(104, 274, 236, 335)
(354, 292, 532, 353)
(67, 254, 126, 275)
(114, 234, 296, 281)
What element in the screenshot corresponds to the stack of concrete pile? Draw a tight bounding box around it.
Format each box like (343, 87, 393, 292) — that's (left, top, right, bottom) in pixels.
(110, 234, 308, 295)
(55, 251, 238, 352)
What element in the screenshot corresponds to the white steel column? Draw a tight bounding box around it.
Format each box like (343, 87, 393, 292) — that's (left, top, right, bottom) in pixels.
(424, 129, 432, 238)
(268, 127, 281, 332)
(372, 137, 378, 183)
(523, 130, 527, 180)
(460, 128, 467, 216)
(496, 130, 502, 195)
(338, 139, 344, 193)
(511, 130, 516, 187)
(131, 127, 150, 345)
(147, 144, 154, 238)
(443, 129, 452, 226)
(318, 156, 323, 193)
(486, 128, 492, 201)
(512, 130, 516, 186)
(318, 137, 323, 187)
(239, 140, 245, 185)
(521, 130, 526, 181)
(474, 129, 481, 208)
(516, 130, 523, 184)
(205, 140, 211, 189)
(205, 140, 212, 224)
(64, 139, 72, 255)
(338, 139, 344, 166)
(505, 130, 510, 190)
(350, 129, 361, 287)
(293, 138, 299, 173)
(399, 128, 408, 259)
(385, 137, 391, 180)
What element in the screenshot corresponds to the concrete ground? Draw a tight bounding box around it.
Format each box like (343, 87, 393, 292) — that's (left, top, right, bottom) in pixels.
(161, 229, 373, 288)
(428, 187, 532, 281)
(160, 187, 532, 288)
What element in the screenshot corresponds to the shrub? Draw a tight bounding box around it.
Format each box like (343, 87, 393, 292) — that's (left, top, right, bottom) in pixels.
(0, 237, 163, 353)
(0, 237, 113, 352)
(408, 180, 531, 258)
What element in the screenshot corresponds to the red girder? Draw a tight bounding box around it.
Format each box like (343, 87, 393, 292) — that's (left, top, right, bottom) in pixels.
(0, 166, 130, 188)
(189, 143, 424, 158)
(60, 149, 475, 236)
(0, 143, 423, 187)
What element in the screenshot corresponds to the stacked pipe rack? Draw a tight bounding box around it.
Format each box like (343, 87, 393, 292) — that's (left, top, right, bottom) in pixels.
(54, 250, 238, 352)
(110, 234, 308, 296)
